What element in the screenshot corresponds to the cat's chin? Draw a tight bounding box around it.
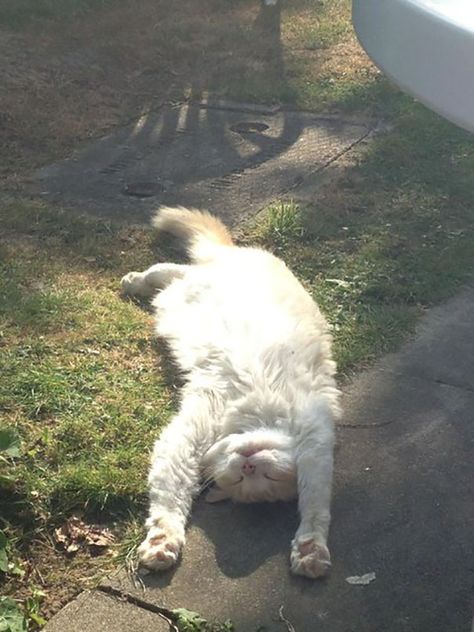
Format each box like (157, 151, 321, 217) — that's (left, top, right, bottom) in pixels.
(205, 472, 297, 504)
(205, 486, 230, 503)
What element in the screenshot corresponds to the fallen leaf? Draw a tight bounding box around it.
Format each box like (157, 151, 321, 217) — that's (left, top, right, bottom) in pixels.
(54, 517, 115, 556)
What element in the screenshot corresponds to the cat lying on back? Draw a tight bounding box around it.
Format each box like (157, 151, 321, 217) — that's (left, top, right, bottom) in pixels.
(121, 207, 341, 578)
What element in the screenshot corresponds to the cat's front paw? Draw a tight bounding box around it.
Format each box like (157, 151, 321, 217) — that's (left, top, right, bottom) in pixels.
(137, 522, 185, 571)
(290, 535, 331, 579)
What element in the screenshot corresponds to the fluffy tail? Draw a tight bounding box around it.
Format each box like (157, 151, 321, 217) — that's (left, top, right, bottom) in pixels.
(152, 206, 234, 263)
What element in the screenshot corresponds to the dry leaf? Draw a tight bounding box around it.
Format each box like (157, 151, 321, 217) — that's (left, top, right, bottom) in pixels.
(54, 517, 115, 556)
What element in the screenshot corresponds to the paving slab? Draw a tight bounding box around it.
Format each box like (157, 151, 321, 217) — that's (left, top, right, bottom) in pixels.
(377, 286, 474, 391)
(34, 102, 371, 225)
(43, 589, 168, 632)
(102, 287, 474, 631)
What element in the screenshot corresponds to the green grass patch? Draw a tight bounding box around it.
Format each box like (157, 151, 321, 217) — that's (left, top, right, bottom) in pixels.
(0, 199, 174, 620)
(0, 203, 169, 519)
(213, 0, 406, 116)
(247, 105, 474, 375)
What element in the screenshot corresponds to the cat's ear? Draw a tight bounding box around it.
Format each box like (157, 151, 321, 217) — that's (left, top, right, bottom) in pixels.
(205, 486, 230, 503)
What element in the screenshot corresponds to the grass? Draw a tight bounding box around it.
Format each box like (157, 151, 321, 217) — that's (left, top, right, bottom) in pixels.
(247, 104, 474, 375)
(0, 200, 175, 621)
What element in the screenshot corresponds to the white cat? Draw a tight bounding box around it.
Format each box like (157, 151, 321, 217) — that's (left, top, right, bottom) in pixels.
(121, 207, 341, 578)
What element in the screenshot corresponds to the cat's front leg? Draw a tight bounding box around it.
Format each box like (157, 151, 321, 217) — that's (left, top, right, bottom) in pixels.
(138, 394, 215, 571)
(291, 440, 334, 579)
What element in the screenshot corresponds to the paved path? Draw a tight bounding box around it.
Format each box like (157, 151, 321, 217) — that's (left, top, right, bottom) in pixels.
(45, 286, 474, 631)
(33, 100, 372, 226)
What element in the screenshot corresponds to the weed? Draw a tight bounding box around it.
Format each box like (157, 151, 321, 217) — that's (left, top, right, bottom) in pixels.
(265, 202, 304, 242)
(172, 608, 234, 632)
(0, 596, 27, 632)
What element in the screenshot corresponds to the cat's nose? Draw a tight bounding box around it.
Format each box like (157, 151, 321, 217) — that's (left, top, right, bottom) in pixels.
(242, 461, 256, 475)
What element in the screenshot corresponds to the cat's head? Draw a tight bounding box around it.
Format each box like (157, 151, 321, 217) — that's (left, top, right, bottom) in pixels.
(202, 429, 297, 503)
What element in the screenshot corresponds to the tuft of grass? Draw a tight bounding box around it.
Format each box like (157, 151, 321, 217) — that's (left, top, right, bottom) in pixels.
(265, 201, 305, 242)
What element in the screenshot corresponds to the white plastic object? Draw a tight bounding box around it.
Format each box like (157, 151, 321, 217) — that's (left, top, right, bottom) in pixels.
(352, 0, 474, 133)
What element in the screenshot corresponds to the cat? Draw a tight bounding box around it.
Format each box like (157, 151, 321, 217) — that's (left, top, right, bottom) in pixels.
(121, 206, 341, 578)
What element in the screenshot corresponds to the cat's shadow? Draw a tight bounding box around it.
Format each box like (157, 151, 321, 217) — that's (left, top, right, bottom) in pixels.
(189, 496, 299, 578)
(135, 498, 299, 592)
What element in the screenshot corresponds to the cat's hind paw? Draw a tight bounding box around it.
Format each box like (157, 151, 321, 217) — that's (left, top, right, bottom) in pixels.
(137, 524, 185, 571)
(290, 535, 331, 579)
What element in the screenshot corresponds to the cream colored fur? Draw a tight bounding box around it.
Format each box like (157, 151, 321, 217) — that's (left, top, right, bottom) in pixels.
(121, 206, 341, 578)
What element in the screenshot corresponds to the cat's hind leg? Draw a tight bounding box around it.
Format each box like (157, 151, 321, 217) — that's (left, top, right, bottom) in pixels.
(121, 263, 190, 299)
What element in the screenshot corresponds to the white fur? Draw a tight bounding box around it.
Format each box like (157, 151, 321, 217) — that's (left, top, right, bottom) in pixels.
(121, 207, 341, 578)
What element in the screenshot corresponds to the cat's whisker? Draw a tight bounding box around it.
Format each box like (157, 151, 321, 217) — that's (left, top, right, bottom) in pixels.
(198, 474, 216, 493)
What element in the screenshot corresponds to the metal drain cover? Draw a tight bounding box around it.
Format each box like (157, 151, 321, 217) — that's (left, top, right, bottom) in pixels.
(35, 101, 371, 225)
(230, 121, 270, 134)
(122, 181, 165, 198)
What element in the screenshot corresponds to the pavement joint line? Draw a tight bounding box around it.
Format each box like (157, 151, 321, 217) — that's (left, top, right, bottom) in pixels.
(375, 367, 474, 395)
(337, 420, 396, 429)
(278, 125, 377, 201)
(337, 366, 474, 430)
(98, 584, 178, 622)
(432, 377, 474, 393)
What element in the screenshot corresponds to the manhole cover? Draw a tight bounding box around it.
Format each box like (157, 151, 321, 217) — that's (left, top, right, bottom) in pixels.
(122, 181, 165, 198)
(230, 121, 270, 134)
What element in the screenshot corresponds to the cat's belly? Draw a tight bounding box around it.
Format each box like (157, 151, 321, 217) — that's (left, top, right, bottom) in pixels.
(152, 260, 328, 377)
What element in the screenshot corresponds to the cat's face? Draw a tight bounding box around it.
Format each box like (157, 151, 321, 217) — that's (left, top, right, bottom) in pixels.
(202, 429, 297, 503)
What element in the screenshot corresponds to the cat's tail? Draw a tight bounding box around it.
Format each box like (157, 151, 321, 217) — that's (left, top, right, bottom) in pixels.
(152, 206, 234, 263)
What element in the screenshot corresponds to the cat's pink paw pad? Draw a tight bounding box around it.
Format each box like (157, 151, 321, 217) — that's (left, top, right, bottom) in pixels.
(290, 536, 331, 578)
(137, 526, 184, 571)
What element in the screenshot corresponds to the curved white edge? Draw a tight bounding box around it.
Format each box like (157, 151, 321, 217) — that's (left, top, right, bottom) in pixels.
(352, 0, 474, 134)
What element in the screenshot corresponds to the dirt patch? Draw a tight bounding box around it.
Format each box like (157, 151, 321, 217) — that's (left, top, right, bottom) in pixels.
(9, 541, 109, 621)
